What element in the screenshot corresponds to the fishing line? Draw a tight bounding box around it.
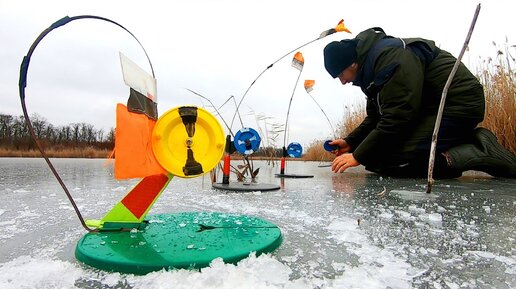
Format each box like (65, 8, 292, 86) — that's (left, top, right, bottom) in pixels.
(282, 52, 304, 149)
(304, 80, 338, 166)
(230, 38, 318, 131)
(304, 80, 337, 139)
(229, 20, 350, 132)
(185, 88, 235, 138)
(215, 94, 244, 137)
(216, 95, 236, 113)
(19, 15, 155, 232)
(217, 94, 244, 134)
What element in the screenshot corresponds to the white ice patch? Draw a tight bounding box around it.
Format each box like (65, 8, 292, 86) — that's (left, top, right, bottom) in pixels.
(467, 251, 516, 265)
(124, 254, 294, 289)
(466, 251, 516, 274)
(330, 262, 413, 289)
(378, 212, 394, 220)
(428, 213, 443, 222)
(0, 217, 27, 240)
(469, 251, 496, 259)
(111, 186, 127, 192)
(326, 217, 414, 288)
(327, 217, 367, 245)
(395, 210, 413, 221)
(0, 254, 297, 289)
(0, 209, 4, 216)
(58, 205, 74, 211)
(417, 212, 443, 227)
(17, 209, 40, 218)
(408, 205, 426, 214)
(0, 256, 83, 289)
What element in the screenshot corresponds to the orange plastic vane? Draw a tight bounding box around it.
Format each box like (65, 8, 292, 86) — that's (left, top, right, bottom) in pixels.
(114, 104, 166, 179)
(304, 80, 315, 92)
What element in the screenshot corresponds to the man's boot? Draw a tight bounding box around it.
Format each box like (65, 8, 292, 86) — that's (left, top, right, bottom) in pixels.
(445, 127, 516, 177)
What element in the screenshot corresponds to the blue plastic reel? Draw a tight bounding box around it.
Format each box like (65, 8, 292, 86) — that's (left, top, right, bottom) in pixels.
(234, 127, 261, 155)
(323, 140, 339, 152)
(287, 142, 302, 158)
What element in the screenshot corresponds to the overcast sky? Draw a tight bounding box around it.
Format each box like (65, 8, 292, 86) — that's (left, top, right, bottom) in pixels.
(1, 0, 514, 148)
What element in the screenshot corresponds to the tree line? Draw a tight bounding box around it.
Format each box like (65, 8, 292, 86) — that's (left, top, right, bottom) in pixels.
(0, 112, 292, 158)
(0, 113, 114, 151)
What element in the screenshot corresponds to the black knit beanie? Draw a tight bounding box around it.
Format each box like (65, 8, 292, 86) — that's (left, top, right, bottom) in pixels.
(323, 39, 358, 78)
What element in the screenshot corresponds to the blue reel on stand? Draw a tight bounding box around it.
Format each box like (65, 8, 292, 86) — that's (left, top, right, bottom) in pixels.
(234, 127, 261, 155)
(286, 142, 302, 158)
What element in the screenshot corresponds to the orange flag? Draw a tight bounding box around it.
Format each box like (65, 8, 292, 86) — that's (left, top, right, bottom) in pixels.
(334, 19, 351, 34)
(304, 80, 315, 92)
(319, 19, 352, 38)
(292, 52, 304, 71)
(114, 103, 166, 179)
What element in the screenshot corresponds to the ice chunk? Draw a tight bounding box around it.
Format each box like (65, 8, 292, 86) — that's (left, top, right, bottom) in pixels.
(428, 213, 443, 222)
(379, 212, 394, 220)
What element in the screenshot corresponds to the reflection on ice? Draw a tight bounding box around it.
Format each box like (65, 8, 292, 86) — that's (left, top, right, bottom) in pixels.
(0, 159, 515, 289)
(389, 189, 440, 201)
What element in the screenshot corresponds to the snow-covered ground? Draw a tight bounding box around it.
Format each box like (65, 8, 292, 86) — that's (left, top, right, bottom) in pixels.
(0, 158, 514, 289)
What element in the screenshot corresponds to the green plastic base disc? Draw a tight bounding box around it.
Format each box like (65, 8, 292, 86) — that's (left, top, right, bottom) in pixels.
(75, 212, 282, 274)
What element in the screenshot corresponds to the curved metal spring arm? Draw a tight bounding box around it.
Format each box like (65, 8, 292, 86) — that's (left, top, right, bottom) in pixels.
(18, 15, 155, 232)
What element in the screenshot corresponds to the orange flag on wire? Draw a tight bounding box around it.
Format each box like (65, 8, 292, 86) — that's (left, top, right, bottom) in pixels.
(319, 19, 352, 38)
(334, 19, 351, 34)
(304, 80, 315, 93)
(292, 52, 304, 71)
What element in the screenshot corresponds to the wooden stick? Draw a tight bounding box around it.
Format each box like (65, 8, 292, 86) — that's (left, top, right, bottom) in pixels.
(426, 3, 481, 193)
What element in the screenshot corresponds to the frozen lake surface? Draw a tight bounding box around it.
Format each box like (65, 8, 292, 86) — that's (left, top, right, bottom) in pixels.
(0, 157, 514, 289)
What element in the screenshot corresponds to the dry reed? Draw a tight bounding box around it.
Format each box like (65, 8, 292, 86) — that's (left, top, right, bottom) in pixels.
(477, 43, 516, 154)
(302, 140, 335, 162)
(0, 147, 112, 158)
(303, 104, 366, 161)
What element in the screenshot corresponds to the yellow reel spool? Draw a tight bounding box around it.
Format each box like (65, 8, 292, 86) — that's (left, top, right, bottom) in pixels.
(152, 106, 225, 178)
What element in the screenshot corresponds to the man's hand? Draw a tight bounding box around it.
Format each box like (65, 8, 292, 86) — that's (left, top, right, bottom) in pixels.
(332, 153, 359, 173)
(329, 139, 351, 156)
